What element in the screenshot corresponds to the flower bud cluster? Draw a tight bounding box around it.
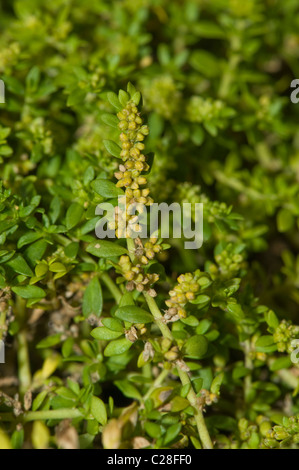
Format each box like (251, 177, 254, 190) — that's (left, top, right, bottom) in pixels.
(165, 270, 203, 321)
(112, 99, 153, 237)
(177, 182, 233, 225)
(186, 96, 234, 128)
(133, 236, 163, 265)
(197, 389, 218, 410)
(238, 416, 271, 449)
(141, 75, 181, 120)
(118, 254, 159, 294)
(273, 319, 299, 353)
(209, 243, 246, 280)
(263, 415, 299, 448)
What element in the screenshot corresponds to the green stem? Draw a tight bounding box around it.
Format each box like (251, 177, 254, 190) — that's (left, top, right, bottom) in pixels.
(124, 236, 213, 447)
(23, 408, 83, 422)
(53, 233, 70, 247)
(0, 408, 83, 423)
(126, 237, 137, 263)
(17, 330, 31, 398)
(177, 368, 213, 449)
(218, 53, 240, 99)
(213, 169, 280, 205)
(143, 292, 213, 449)
(143, 292, 173, 341)
(16, 297, 31, 398)
(142, 362, 152, 380)
(100, 271, 122, 304)
(143, 368, 169, 401)
(244, 340, 253, 404)
(218, 33, 241, 99)
(0, 309, 6, 341)
(272, 365, 299, 390)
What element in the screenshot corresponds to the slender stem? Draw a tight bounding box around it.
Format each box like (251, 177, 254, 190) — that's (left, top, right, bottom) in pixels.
(125, 236, 213, 447)
(143, 291, 213, 449)
(23, 408, 83, 422)
(17, 330, 31, 398)
(100, 271, 122, 304)
(218, 33, 241, 99)
(0, 408, 83, 423)
(0, 309, 6, 341)
(218, 53, 240, 99)
(143, 368, 169, 401)
(272, 365, 299, 390)
(177, 368, 213, 449)
(16, 297, 31, 398)
(244, 340, 253, 404)
(213, 169, 279, 203)
(126, 237, 136, 263)
(142, 362, 152, 380)
(143, 292, 173, 341)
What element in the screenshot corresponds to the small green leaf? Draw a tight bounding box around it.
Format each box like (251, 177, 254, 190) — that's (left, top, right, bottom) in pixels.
(102, 317, 123, 332)
(103, 338, 132, 357)
(32, 391, 48, 411)
(114, 379, 141, 400)
(277, 208, 294, 232)
(66, 202, 84, 230)
(36, 334, 62, 349)
(184, 335, 208, 359)
(49, 196, 61, 224)
(196, 319, 212, 335)
(164, 423, 181, 445)
(191, 294, 210, 308)
(210, 373, 224, 394)
(265, 310, 279, 329)
(12, 285, 46, 299)
(64, 242, 79, 259)
(232, 366, 250, 381)
(26, 66, 40, 91)
(86, 241, 128, 259)
(119, 292, 135, 307)
(144, 422, 163, 439)
(132, 91, 141, 106)
(127, 82, 136, 97)
(226, 302, 244, 321)
(91, 327, 123, 340)
(17, 232, 43, 249)
(83, 166, 95, 186)
(83, 277, 103, 318)
(25, 240, 48, 264)
(118, 89, 130, 107)
(115, 305, 153, 324)
(255, 335, 276, 353)
(101, 113, 119, 128)
(91, 179, 123, 198)
(0, 145, 12, 156)
(103, 140, 122, 159)
(90, 396, 107, 425)
(270, 356, 292, 371)
(7, 255, 34, 277)
(48, 262, 66, 273)
(62, 337, 74, 358)
(107, 92, 122, 111)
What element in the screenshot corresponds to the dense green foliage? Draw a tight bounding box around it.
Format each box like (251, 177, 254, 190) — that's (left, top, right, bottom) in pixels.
(1, 0, 299, 449)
